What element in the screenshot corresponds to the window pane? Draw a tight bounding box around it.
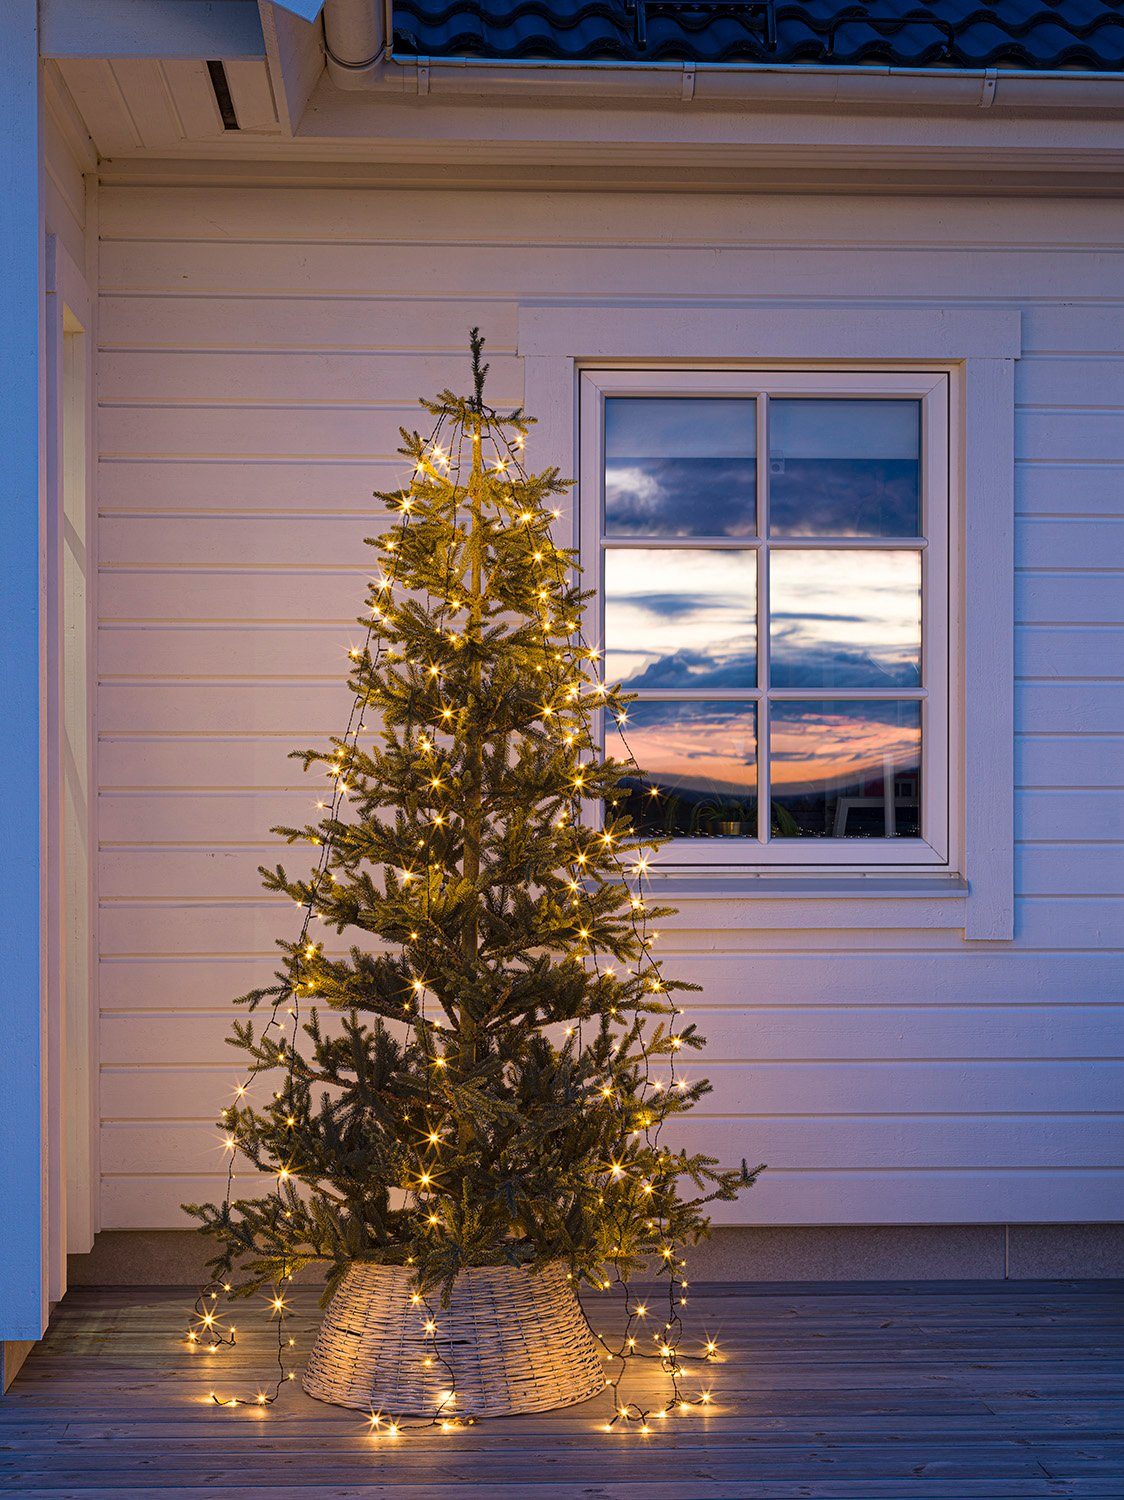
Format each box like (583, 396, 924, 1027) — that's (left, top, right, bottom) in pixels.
(604, 548, 756, 689)
(605, 397, 757, 537)
(770, 549, 921, 688)
(769, 399, 920, 537)
(770, 701, 921, 839)
(606, 701, 757, 838)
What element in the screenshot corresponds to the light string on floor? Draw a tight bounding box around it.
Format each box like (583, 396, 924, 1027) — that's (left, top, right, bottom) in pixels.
(373, 397, 718, 1432)
(484, 417, 734, 1431)
(185, 410, 454, 1415)
(185, 343, 749, 1432)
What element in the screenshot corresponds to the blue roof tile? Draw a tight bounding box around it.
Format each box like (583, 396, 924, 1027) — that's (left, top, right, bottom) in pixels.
(392, 1, 1124, 70)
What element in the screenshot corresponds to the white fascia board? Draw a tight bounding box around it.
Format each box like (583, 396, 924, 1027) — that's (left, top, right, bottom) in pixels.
(41, 0, 266, 60)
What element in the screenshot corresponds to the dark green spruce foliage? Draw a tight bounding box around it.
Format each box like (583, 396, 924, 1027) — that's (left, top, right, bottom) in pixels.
(186, 343, 756, 1304)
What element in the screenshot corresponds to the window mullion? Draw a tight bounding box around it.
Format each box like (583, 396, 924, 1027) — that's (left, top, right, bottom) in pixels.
(757, 393, 770, 847)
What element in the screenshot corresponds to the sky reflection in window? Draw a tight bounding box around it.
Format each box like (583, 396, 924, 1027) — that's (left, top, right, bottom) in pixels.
(770, 549, 921, 688)
(605, 398, 757, 537)
(606, 700, 757, 838)
(770, 701, 921, 838)
(769, 399, 920, 537)
(604, 548, 756, 689)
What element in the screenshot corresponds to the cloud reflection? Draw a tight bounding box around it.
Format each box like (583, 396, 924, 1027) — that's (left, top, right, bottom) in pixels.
(769, 399, 920, 537)
(606, 458, 757, 537)
(605, 397, 757, 537)
(605, 549, 756, 688)
(770, 550, 921, 688)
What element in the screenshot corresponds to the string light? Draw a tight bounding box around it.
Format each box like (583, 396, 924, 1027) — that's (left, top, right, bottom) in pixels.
(185, 353, 743, 1438)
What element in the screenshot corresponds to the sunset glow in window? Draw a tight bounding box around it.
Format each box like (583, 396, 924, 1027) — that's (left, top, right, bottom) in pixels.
(589, 373, 948, 865)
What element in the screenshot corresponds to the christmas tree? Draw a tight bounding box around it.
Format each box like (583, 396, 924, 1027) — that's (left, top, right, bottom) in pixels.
(185, 333, 756, 1416)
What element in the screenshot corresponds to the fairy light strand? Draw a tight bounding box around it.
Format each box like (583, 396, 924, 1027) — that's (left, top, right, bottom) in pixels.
(186, 365, 741, 1435)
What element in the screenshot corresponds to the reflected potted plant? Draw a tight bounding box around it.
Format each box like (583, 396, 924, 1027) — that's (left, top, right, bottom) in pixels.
(769, 801, 801, 838)
(691, 798, 756, 838)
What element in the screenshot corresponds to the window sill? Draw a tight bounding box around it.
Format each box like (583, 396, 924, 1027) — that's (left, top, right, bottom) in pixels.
(642, 873, 973, 933)
(648, 873, 967, 899)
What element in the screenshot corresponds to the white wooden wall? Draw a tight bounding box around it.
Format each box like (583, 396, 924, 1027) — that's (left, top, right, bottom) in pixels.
(93, 184, 1124, 1229)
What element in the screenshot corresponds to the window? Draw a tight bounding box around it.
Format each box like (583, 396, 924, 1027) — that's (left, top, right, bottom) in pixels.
(580, 370, 952, 870)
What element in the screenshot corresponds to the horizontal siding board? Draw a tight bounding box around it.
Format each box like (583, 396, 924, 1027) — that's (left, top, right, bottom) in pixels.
(98, 1053, 1124, 1114)
(97, 185, 1124, 245)
(1016, 843, 1124, 897)
(97, 1116, 1124, 1176)
(1015, 683, 1124, 735)
(101, 1167, 1124, 1232)
(98, 1004, 1123, 1065)
(98, 349, 522, 405)
(94, 891, 1124, 953)
(96, 901, 982, 952)
(1017, 790, 1124, 842)
(1017, 572, 1124, 624)
(1016, 626, 1124, 682)
(98, 405, 506, 460)
(97, 568, 1124, 629)
(1016, 735, 1124, 788)
(96, 732, 1123, 793)
(98, 952, 1124, 1013)
(98, 790, 327, 841)
(1017, 409, 1124, 464)
(1015, 462, 1124, 518)
(98, 456, 408, 513)
(1016, 355, 1124, 407)
(93, 681, 1124, 739)
(1012, 897, 1123, 949)
(101, 620, 1122, 683)
(93, 185, 1124, 1231)
(98, 736, 318, 789)
(1021, 303, 1124, 353)
(97, 786, 1123, 849)
(1016, 519, 1124, 570)
(98, 239, 1124, 300)
(93, 290, 1120, 355)
(98, 293, 519, 353)
(98, 514, 389, 569)
(97, 569, 372, 623)
(93, 895, 1124, 954)
(101, 847, 272, 898)
(100, 842, 1124, 901)
(99, 623, 371, 679)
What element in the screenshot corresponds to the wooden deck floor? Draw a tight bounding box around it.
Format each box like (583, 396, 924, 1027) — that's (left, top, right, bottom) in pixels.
(0, 1280, 1121, 1498)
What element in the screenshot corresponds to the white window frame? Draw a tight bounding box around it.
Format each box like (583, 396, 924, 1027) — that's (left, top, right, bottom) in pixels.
(581, 367, 951, 872)
(519, 305, 1019, 938)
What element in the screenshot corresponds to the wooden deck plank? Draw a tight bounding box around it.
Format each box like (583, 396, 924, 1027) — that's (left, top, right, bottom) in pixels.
(2, 1482, 1120, 1498)
(0, 1281, 1120, 1496)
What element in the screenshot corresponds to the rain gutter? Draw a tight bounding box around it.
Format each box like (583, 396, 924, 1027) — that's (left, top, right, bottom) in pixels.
(380, 54, 1124, 110)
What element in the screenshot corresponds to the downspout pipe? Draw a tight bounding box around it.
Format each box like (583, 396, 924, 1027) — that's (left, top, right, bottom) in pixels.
(323, 0, 388, 88)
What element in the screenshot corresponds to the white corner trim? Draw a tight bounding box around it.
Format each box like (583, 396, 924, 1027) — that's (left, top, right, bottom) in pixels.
(518, 303, 1019, 941)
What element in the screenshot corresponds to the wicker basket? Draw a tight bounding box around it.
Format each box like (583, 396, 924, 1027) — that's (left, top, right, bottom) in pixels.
(302, 1260, 605, 1418)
